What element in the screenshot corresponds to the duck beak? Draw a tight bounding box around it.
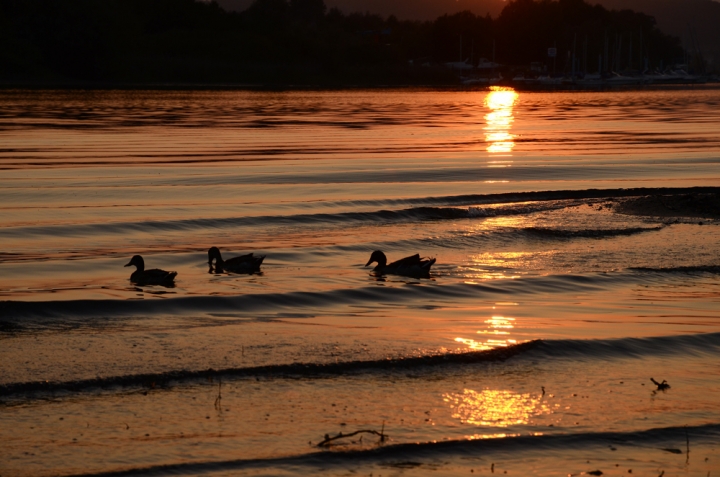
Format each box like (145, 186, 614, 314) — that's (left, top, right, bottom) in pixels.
(124, 261, 132, 267)
(365, 259, 373, 267)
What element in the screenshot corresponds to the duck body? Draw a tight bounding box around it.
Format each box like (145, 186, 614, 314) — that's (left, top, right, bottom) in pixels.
(124, 255, 177, 286)
(208, 246, 265, 274)
(365, 250, 436, 278)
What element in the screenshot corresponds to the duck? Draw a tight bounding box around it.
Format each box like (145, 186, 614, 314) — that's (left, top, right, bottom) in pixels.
(365, 250, 436, 278)
(124, 255, 177, 286)
(208, 246, 265, 274)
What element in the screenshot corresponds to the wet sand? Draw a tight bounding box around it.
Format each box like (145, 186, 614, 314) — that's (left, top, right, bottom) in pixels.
(613, 192, 720, 219)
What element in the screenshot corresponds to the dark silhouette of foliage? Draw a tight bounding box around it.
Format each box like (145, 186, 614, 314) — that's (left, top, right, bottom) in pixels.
(0, 0, 689, 85)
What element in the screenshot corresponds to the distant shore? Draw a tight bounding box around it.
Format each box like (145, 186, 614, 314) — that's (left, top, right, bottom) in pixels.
(1, 81, 719, 92)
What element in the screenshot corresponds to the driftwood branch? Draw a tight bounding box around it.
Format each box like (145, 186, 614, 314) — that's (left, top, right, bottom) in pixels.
(317, 429, 387, 447)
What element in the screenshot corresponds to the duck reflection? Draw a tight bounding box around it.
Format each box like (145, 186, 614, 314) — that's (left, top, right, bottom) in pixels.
(444, 389, 550, 426)
(484, 87, 518, 155)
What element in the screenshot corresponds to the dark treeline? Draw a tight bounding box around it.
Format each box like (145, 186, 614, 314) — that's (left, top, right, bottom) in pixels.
(0, 0, 686, 86)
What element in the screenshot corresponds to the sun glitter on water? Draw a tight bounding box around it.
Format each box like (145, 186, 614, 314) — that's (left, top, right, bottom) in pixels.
(484, 86, 518, 155)
(444, 389, 551, 427)
(455, 315, 517, 350)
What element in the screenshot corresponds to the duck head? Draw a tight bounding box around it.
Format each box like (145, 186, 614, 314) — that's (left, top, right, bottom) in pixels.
(365, 250, 387, 267)
(125, 255, 145, 271)
(208, 247, 223, 266)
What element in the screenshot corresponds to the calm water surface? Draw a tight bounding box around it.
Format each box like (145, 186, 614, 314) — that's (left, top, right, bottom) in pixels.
(1, 88, 719, 476)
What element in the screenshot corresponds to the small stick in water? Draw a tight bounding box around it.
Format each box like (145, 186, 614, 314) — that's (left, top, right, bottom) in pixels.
(317, 428, 388, 447)
(214, 378, 222, 410)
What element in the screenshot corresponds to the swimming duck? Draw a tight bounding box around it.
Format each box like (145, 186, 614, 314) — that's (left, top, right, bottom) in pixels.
(124, 255, 177, 286)
(208, 246, 265, 274)
(365, 250, 436, 278)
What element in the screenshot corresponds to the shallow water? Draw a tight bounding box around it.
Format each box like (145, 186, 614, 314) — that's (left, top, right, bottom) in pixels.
(1, 87, 719, 477)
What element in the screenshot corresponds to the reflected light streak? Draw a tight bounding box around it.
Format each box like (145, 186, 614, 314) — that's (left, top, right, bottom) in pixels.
(455, 315, 516, 350)
(444, 389, 551, 427)
(483, 87, 518, 155)
(466, 432, 544, 440)
(454, 337, 516, 350)
(486, 315, 515, 329)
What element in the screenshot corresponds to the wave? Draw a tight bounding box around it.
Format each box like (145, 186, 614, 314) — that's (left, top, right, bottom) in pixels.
(379, 186, 720, 208)
(0, 204, 564, 240)
(3, 266, 718, 332)
(2, 186, 717, 242)
(0, 341, 538, 399)
(4, 331, 719, 400)
(56, 423, 720, 477)
(0, 206, 483, 240)
(524, 226, 664, 239)
(533, 332, 720, 360)
(0, 274, 625, 323)
(630, 265, 720, 275)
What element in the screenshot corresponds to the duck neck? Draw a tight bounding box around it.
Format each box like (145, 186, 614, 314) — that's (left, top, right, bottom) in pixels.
(210, 249, 224, 268)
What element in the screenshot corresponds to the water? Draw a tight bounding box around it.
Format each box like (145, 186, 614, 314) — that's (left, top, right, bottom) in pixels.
(1, 87, 719, 477)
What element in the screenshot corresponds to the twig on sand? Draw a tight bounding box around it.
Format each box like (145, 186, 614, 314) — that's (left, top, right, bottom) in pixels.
(650, 378, 670, 391)
(317, 424, 387, 447)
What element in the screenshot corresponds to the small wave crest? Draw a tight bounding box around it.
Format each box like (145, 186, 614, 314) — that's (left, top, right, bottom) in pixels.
(3, 187, 718, 245)
(532, 332, 720, 360)
(468, 202, 566, 217)
(0, 274, 622, 324)
(525, 225, 664, 239)
(0, 341, 538, 400)
(630, 265, 720, 275)
(54, 423, 720, 477)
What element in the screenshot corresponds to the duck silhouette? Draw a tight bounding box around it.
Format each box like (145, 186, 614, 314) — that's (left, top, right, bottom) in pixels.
(208, 246, 265, 274)
(124, 255, 177, 286)
(365, 250, 436, 278)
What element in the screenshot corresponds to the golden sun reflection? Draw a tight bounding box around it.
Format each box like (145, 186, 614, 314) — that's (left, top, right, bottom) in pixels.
(454, 315, 516, 350)
(484, 87, 518, 155)
(444, 389, 550, 427)
(486, 315, 515, 329)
